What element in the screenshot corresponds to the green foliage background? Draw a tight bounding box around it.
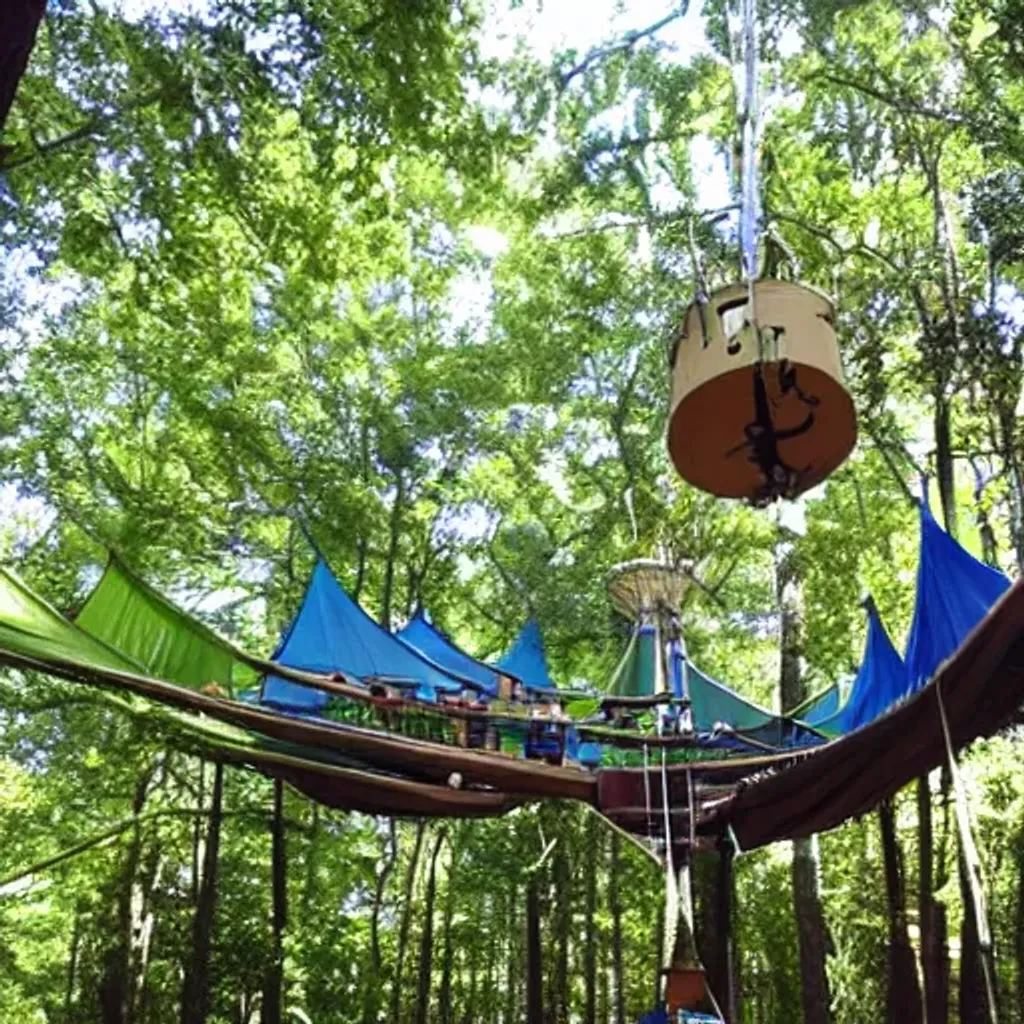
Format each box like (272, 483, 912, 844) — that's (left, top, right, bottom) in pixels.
(1, 0, 1024, 1020)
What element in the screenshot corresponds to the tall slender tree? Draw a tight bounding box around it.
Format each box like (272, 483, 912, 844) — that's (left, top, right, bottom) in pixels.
(261, 779, 287, 1024)
(778, 538, 833, 1024)
(180, 762, 225, 1024)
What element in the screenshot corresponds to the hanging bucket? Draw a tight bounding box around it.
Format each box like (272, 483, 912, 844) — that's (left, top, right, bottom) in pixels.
(667, 280, 857, 503)
(664, 962, 708, 1012)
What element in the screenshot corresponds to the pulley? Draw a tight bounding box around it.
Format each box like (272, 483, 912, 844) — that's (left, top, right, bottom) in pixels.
(667, 279, 857, 504)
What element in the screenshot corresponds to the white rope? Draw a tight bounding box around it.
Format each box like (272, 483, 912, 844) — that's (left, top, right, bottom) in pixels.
(643, 743, 653, 845)
(687, 767, 696, 852)
(661, 749, 674, 869)
(659, 747, 678, 977)
(738, 0, 762, 351)
(936, 679, 998, 1023)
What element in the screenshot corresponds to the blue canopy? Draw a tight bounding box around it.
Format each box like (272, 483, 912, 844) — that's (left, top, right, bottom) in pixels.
(261, 561, 465, 710)
(905, 504, 1010, 691)
(497, 619, 557, 692)
(396, 610, 501, 695)
(816, 503, 1010, 736)
(816, 601, 908, 737)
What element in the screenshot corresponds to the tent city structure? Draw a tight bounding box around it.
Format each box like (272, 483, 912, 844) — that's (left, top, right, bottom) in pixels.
(2, 4, 1021, 1021)
(0, 500, 1021, 1017)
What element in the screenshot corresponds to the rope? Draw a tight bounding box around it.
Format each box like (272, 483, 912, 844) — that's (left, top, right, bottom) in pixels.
(643, 743, 653, 846)
(936, 679, 998, 1024)
(739, 0, 761, 341)
(660, 747, 678, 977)
(661, 750, 674, 867)
(687, 768, 696, 852)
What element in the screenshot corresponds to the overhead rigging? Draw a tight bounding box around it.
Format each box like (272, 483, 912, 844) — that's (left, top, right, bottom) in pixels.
(666, 0, 857, 505)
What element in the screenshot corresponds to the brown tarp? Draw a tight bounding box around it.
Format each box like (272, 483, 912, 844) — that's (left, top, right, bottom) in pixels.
(0, 642, 596, 802)
(3, 568, 1021, 838)
(716, 579, 1024, 850)
(211, 746, 521, 819)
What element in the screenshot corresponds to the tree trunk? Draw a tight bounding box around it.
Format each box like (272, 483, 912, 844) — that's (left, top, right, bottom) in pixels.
(364, 819, 400, 1024)
(959, 853, 990, 1024)
(130, 841, 166, 1024)
(414, 830, 446, 1024)
(935, 396, 958, 542)
(878, 799, 923, 1024)
(487, 900, 499, 1024)
(552, 837, 571, 1024)
(463, 936, 479, 1024)
(191, 759, 207, 907)
(778, 539, 833, 1024)
(304, 804, 320, 916)
(709, 842, 737, 1023)
(390, 820, 426, 1024)
(1014, 828, 1024, 1024)
(181, 761, 225, 1024)
(381, 473, 406, 630)
(584, 814, 599, 1024)
(925, 446, 956, 1024)
(527, 875, 544, 1024)
(261, 778, 287, 1024)
(696, 847, 735, 1019)
(652, 900, 665, 1007)
(98, 769, 152, 1024)
(0, 0, 44, 130)
(609, 834, 626, 1024)
(998, 406, 1024, 570)
(791, 837, 833, 1024)
(918, 775, 945, 1024)
(64, 910, 82, 1024)
(505, 884, 521, 1024)
(438, 839, 457, 1024)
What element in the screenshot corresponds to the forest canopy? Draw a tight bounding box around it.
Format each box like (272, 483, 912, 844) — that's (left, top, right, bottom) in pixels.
(0, 0, 1023, 1022)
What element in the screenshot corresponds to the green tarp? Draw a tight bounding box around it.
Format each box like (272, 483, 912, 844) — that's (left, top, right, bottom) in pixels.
(686, 664, 777, 733)
(0, 568, 140, 675)
(0, 567, 457, 809)
(786, 683, 840, 724)
(0, 568, 522, 819)
(608, 625, 660, 698)
(76, 558, 258, 694)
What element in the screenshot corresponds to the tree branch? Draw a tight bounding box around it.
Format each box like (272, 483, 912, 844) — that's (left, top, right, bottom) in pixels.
(771, 211, 902, 274)
(1, 87, 168, 171)
(548, 203, 737, 242)
(810, 72, 965, 126)
(0, 805, 310, 894)
(559, 4, 689, 91)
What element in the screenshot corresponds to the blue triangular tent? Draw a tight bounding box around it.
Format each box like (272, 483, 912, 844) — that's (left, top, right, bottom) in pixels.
(905, 504, 1010, 691)
(816, 503, 1010, 736)
(816, 601, 908, 737)
(396, 610, 501, 695)
(497, 619, 557, 692)
(261, 561, 465, 710)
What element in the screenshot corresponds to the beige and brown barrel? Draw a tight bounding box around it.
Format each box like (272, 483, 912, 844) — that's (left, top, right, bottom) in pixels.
(667, 279, 857, 501)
